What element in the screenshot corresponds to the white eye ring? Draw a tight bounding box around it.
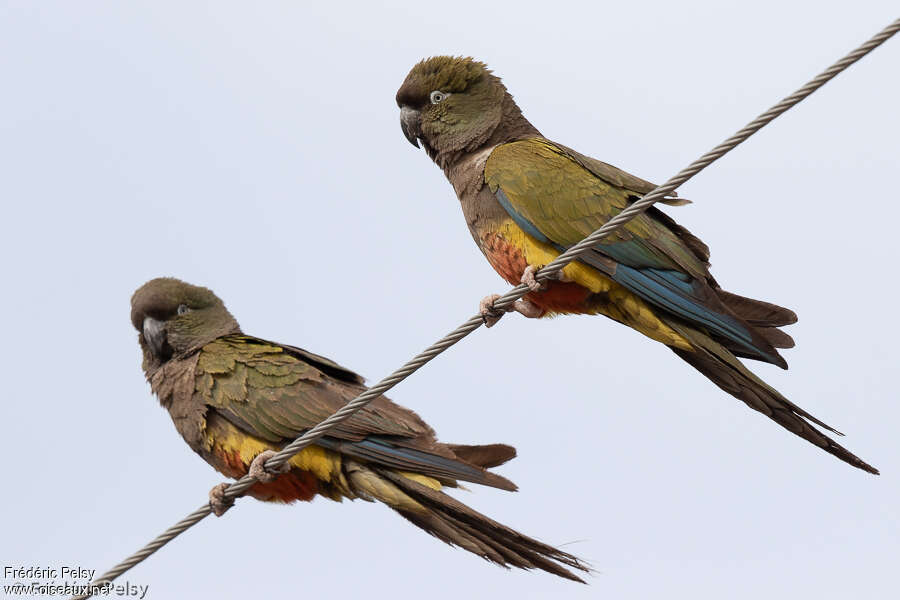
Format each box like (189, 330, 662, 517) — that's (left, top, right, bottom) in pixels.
(177, 304, 191, 315)
(430, 90, 449, 104)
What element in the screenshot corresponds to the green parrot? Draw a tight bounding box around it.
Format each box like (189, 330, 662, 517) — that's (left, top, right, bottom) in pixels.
(396, 56, 877, 475)
(131, 277, 589, 581)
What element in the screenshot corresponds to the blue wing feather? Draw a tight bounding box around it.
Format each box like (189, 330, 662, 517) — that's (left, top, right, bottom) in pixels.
(494, 188, 778, 363)
(315, 436, 501, 486)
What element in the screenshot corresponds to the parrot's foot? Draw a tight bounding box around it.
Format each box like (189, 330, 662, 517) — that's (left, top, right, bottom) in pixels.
(248, 450, 290, 483)
(209, 482, 234, 517)
(521, 265, 547, 292)
(480, 294, 506, 327)
(479, 294, 544, 327)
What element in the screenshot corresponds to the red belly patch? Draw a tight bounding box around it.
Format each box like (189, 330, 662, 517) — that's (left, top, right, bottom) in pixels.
(527, 281, 593, 314)
(248, 471, 319, 503)
(481, 231, 594, 315)
(217, 449, 320, 503)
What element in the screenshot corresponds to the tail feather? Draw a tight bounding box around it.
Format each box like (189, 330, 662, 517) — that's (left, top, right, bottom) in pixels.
(446, 443, 517, 468)
(343, 460, 589, 582)
(722, 327, 795, 361)
(716, 289, 798, 327)
(668, 324, 878, 475)
(428, 508, 587, 582)
(756, 326, 795, 349)
(712, 289, 797, 362)
(381, 470, 590, 582)
(317, 437, 517, 491)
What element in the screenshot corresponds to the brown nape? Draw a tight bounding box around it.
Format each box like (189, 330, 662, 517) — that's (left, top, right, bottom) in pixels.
(488, 93, 543, 145)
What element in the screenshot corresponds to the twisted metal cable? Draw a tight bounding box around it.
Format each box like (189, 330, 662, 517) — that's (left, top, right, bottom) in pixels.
(72, 18, 899, 600)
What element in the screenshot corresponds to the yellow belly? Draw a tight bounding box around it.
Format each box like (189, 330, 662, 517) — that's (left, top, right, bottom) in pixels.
(486, 220, 692, 350)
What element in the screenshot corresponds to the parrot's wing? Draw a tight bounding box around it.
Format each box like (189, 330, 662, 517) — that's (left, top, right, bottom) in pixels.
(485, 138, 784, 366)
(253, 337, 366, 384)
(485, 139, 707, 273)
(552, 142, 691, 206)
(196, 335, 433, 443)
(196, 335, 515, 489)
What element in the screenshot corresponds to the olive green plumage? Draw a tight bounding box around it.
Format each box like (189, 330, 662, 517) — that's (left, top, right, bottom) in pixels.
(195, 336, 428, 443)
(396, 56, 878, 475)
(485, 139, 707, 275)
(131, 277, 590, 581)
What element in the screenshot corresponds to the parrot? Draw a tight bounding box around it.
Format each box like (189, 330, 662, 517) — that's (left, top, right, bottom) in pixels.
(395, 56, 877, 475)
(131, 277, 589, 581)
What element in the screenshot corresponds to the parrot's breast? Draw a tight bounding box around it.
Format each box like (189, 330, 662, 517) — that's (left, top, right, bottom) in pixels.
(478, 222, 692, 348)
(202, 411, 343, 503)
(481, 229, 529, 285)
(481, 229, 593, 314)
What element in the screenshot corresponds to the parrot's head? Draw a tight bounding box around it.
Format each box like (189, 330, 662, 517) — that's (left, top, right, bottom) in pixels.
(396, 56, 536, 166)
(131, 277, 240, 373)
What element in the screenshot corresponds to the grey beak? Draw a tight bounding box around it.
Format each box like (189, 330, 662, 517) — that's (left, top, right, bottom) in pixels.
(399, 106, 421, 148)
(143, 316, 168, 358)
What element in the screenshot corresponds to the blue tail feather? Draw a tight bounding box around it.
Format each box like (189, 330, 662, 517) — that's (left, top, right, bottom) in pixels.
(611, 264, 777, 362)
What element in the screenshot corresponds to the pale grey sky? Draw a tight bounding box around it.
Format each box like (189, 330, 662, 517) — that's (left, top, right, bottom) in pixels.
(2, 2, 898, 599)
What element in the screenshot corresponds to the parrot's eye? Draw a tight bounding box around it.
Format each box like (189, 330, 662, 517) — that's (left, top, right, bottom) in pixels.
(177, 304, 191, 316)
(429, 90, 449, 104)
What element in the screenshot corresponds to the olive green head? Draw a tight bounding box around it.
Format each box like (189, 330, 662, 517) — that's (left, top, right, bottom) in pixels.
(131, 277, 240, 371)
(396, 56, 510, 157)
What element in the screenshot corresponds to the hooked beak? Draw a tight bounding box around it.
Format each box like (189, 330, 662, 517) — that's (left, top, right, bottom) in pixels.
(143, 316, 170, 360)
(399, 106, 422, 148)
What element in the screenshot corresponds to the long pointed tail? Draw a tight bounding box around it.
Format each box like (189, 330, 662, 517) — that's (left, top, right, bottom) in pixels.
(343, 461, 590, 582)
(668, 324, 878, 474)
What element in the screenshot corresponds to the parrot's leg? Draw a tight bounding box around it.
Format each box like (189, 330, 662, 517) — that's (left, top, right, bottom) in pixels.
(248, 449, 290, 483)
(479, 294, 544, 327)
(515, 297, 543, 318)
(209, 482, 234, 517)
